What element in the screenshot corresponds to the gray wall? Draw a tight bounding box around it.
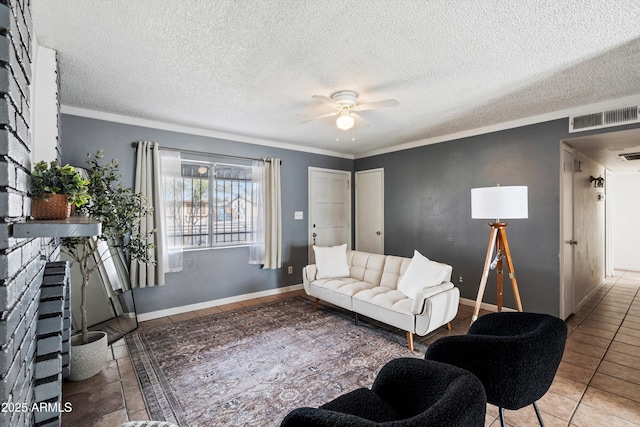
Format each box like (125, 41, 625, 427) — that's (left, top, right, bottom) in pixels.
(60, 115, 352, 314)
(355, 119, 640, 316)
(356, 119, 567, 316)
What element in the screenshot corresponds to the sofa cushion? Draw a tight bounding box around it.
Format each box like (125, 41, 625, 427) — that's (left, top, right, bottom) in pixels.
(314, 244, 350, 279)
(379, 256, 412, 289)
(347, 251, 387, 285)
(398, 250, 452, 299)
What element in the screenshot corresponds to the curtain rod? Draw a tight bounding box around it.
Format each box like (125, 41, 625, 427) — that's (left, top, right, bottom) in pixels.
(131, 142, 279, 164)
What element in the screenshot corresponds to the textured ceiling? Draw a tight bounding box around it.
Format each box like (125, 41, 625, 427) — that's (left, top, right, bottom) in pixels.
(32, 0, 640, 158)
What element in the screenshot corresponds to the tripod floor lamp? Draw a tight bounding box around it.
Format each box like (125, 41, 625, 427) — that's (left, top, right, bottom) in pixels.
(470, 185, 528, 323)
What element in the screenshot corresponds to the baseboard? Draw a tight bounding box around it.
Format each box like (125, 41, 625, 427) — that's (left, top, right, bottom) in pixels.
(614, 265, 640, 272)
(574, 279, 608, 313)
(459, 297, 517, 313)
(136, 284, 304, 322)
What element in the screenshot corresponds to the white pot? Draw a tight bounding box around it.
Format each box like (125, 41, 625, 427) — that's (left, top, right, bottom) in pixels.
(68, 331, 108, 381)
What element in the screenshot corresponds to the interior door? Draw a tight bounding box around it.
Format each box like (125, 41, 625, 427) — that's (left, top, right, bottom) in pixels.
(356, 168, 384, 254)
(308, 168, 352, 263)
(560, 146, 575, 319)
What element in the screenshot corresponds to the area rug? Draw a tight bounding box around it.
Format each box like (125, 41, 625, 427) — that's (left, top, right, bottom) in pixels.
(126, 297, 426, 426)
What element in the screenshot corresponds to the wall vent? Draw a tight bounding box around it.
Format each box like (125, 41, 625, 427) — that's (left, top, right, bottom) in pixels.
(569, 105, 639, 133)
(619, 152, 640, 161)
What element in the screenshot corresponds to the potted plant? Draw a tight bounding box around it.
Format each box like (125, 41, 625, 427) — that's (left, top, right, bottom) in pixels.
(31, 160, 90, 219)
(62, 150, 155, 381)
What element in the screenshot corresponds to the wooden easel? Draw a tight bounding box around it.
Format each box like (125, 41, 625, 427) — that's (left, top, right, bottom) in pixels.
(471, 222, 523, 323)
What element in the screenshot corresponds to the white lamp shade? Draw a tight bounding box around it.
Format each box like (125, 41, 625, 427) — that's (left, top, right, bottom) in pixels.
(471, 186, 528, 219)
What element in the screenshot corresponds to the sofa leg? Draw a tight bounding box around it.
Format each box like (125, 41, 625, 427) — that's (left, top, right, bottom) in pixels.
(313, 298, 319, 310)
(354, 312, 359, 326)
(406, 332, 414, 352)
(447, 322, 451, 330)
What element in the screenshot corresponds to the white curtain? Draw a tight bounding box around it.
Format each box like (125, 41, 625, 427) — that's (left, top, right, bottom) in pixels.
(249, 158, 282, 269)
(159, 150, 184, 272)
(131, 142, 183, 287)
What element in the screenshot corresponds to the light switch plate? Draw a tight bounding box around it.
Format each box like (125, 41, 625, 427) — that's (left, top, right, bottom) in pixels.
(294, 211, 304, 220)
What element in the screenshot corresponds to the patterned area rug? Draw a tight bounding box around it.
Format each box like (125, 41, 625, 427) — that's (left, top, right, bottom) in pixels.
(126, 297, 426, 426)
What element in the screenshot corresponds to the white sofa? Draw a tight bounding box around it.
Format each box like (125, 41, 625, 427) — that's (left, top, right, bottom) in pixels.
(302, 249, 460, 351)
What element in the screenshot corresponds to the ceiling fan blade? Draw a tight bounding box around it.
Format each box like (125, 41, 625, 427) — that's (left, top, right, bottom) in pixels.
(299, 111, 339, 124)
(355, 99, 399, 111)
(352, 112, 369, 127)
(312, 95, 341, 109)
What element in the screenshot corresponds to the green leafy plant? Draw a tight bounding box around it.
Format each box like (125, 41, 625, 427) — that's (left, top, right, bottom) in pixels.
(31, 160, 90, 207)
(62, 150, 155, 345)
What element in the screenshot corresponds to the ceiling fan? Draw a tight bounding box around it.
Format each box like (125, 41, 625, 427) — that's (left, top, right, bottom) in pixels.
(302, 90, 399, 130)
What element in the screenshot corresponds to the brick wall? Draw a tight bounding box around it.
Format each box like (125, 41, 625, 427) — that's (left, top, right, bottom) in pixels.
(0, 1, 60, 426)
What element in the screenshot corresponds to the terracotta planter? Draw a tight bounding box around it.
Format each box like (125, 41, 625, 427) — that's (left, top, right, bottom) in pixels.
(31, 193, 71, 220)
(68, 331, 108, 381)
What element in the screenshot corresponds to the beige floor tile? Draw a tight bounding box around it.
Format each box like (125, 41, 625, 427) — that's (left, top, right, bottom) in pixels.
(168, 311, 200, 323)
(192, 306, 222, 317)
(614, 331, 640, 347)
(568, 330, 612, 348)
(123, 387, 147, 414)
(138, 316, 172, 330)
(537, 390, 578, 421)
(217, 302, 245, 312)
(618, 326, 640, 339)
(561, 349, 601, 371)
(604, 349, 640, 370)
(609, 340, 640, 357)
(581, 318, 622, 332)
(597, 360, 640, 386)
(571, 402, 637, 427)
(85, 409, 129, 427)
(590, 372, 640, 403)
(548, 375, 588, 401)
(112, 344, 129, 360)
(503, 405, 567, 427)
(622, 318, 640, 331)
(127, 409, 150, 422)
(556, 361, 595, 384)
(564, 338, 607, 359)
(581, 386, 640, 424)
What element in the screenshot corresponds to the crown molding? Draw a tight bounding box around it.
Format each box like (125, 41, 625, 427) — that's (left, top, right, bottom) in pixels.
(356, 94, 640, 159)
(60, 105, 355, 160)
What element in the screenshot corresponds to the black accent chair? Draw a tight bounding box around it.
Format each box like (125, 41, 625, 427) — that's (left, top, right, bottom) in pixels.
(425, 312, 567, 427)
(280, 358, 486, 426)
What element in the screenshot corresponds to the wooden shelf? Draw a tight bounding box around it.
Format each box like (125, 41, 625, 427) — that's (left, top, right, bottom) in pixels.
(12, 217, 102, 238)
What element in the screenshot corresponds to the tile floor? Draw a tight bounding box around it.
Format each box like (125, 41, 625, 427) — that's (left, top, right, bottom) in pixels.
(61, 271, 640, 427)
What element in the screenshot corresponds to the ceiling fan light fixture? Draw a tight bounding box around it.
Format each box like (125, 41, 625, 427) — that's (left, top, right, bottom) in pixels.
(336, 112, 354, 130)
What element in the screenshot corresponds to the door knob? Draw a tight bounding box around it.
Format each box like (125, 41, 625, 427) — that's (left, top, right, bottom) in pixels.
(376, 231, 381, 235)
(569, 240, 578, 245)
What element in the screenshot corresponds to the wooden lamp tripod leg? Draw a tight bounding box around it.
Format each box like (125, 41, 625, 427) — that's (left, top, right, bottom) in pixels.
(472, 226, 499, 323)
(498, 227, 523, 312)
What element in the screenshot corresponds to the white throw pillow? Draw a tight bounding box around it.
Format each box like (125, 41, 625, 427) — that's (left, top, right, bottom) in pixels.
(398, 250, 451, 299)
(313, 244, 350, 279)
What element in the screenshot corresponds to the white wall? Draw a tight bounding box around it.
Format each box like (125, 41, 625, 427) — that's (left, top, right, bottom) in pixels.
(31, 40, 59, 163)
(611, 172, 640, 271)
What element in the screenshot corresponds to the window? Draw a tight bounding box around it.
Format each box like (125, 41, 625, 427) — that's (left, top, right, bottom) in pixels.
(164, 160, 255, 249)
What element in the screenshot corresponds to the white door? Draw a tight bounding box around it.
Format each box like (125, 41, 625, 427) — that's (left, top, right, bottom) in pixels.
(356, 169, 384, 254)
(308, 168, 352, 263)
(560, 146, 575, 319)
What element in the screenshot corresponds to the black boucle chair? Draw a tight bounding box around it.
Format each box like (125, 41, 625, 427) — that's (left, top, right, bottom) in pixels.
(425, 312, 567, 427)
(280, 358, 486, 426)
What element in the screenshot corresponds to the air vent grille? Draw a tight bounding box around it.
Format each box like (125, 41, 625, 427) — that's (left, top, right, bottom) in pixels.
(569, 105, 640, 132)
(619, 152, 640, 161)
(604, 106, 638, 124)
